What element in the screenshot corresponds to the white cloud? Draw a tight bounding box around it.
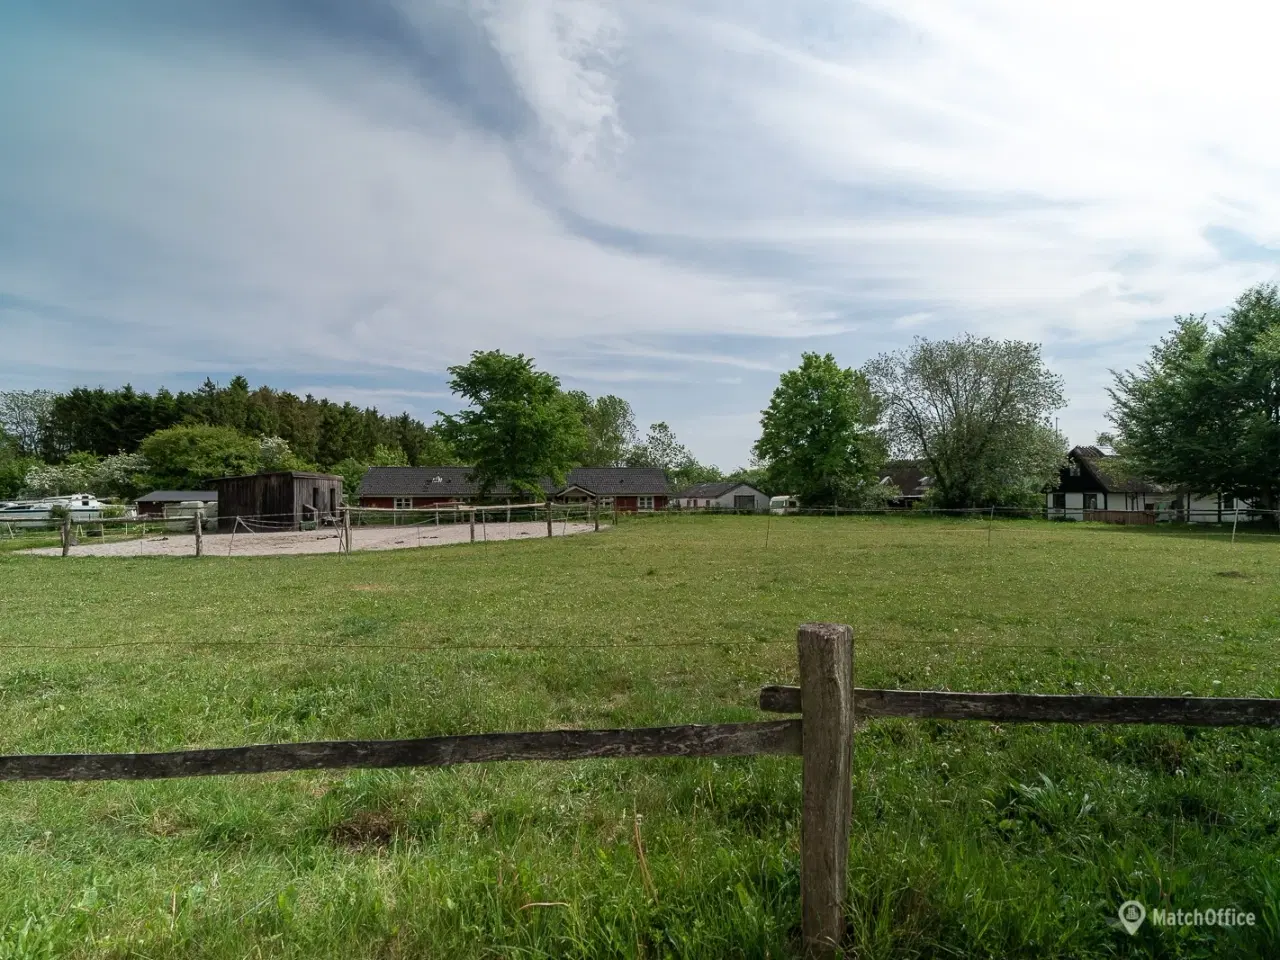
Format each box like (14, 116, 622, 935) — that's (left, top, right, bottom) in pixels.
(3, 0, 1280, 467)
(478, 0, 629, 169)
(599, 0, 1280, 344)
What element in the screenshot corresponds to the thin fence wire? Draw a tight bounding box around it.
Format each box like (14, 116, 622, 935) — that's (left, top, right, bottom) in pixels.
(0, 637, 796, 654)
(10, 500, 1279, 558)
(0, 632, 1265, 662)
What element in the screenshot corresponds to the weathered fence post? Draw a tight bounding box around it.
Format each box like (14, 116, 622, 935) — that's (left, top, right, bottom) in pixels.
(797, 622, 854, 959)
(594, 499, 600, 532)
(344, 505, 353, 554)
(546, 499, 554, 538)
(61, 514, 71, 557)
(470, 508, 476, 543)
(194, 509, 204, 558)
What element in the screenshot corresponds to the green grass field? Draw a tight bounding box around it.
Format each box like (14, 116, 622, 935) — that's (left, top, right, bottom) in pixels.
(2, 516, 1279, 958)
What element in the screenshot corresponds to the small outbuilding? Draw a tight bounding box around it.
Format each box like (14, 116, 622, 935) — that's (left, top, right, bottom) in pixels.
(675, 481, 769, 512)
(135, 490, 217, 518)
(211, 471, 343, 532)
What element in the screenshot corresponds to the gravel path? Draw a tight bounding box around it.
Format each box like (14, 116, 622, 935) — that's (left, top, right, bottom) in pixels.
(21, 520, 600, 557)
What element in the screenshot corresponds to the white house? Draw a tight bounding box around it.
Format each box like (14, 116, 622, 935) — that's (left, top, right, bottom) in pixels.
(1046, 446, 1253, 523)
(675, 481, 770, 512)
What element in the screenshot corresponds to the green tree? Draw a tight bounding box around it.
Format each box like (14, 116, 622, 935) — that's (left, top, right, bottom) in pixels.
(0, 389, 57, 457)
(16, 377, 447, 470)
(1108, 284, 1280, 519)
(626, 421, 723, 490)
(22, 452, 101, 498)
(44, 384, 184, 458)
(390, 413, 457, 466)
(94, 452, 151, 500)
(865, 336, 1066, 508)
(627, 422, 690, 472)
(139, 425, 261, 490)
(566, 391, 638, 466)
(330, 444, 409, 503)
(258, 436, 315, 473)
(753, 353, 884, 506)
(0, 428, 35, 500)
(724, 463, 769, 493)
(437, 351, 586, 500)
(24, 451, 150, 500)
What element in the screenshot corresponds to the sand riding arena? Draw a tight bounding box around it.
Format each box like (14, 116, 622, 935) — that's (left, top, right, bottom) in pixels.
(23, 518, 600, 558)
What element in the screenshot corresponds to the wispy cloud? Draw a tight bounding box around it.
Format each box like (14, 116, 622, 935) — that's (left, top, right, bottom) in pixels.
(2, 0, 1278, 469)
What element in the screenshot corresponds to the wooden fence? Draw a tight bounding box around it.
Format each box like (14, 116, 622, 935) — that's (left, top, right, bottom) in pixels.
(5, 624, 1280, 958)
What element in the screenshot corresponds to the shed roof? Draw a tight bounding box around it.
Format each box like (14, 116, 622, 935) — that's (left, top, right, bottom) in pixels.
(562, 468, 669, 496)
(358, 466, 535, 499)
(211, 471, 342, 483)
(136, 490, 217, 503)
(1070, 447, 1168, 494)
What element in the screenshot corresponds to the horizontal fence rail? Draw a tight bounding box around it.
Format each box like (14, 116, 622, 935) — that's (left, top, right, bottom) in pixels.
(11, 624, 1280, 957)
(0, 721, 801, 782)
(760, 686, 1280, 727)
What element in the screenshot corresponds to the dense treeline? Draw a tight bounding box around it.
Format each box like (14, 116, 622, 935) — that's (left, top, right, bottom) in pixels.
(1106, 283, 1280, 520)
(0, 377, 455, 499)
(6, 283, 1272, 512)
(0, 373, 731, 501)
(37, 376, 449, 468)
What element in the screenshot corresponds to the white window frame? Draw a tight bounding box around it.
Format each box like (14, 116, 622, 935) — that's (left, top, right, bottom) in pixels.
(638, 495, 654, 511)
(394, 497, 412, 510)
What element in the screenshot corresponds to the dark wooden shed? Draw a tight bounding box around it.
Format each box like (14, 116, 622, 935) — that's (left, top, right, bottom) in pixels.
(210, 471, 343, 532)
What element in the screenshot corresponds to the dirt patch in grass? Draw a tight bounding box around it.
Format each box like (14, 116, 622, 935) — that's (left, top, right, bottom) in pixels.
(329, 811, 399, 849)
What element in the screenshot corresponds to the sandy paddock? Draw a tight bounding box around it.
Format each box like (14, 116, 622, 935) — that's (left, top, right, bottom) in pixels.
(22, 520, 601, 557)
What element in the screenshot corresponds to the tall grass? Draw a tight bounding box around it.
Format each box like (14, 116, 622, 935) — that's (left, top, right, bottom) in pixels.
(1, 516, 1278, 957)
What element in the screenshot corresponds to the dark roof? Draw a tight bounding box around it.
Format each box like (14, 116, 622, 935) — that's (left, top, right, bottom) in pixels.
(211, 471, 341, 483)
(676, 481, 762, 499)
(358, 466, 537, 499)
(136, 490, 217, 503)
(563, 467, 669, 496)
(880, 460, 932, 498)
(358, 466, 669, 499)
(1070, 446, 1167, 494)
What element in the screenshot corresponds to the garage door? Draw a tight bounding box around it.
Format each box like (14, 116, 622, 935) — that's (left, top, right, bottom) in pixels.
(733, 494, 756, 511)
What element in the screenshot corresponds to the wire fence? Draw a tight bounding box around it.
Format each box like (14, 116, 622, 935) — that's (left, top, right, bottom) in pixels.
(3, 501, 602, 557)
(627, 502, 1280, 544)
(6, 499, 1279, 557)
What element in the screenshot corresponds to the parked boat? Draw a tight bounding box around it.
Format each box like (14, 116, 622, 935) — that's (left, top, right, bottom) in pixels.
(0, 494, 105, 526)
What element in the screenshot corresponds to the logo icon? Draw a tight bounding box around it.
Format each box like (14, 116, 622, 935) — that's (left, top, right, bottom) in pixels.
(1118, 900, 1146, 935)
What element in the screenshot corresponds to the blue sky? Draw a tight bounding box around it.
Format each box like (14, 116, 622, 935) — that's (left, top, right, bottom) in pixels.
(2, 0, 1279, 470)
